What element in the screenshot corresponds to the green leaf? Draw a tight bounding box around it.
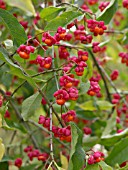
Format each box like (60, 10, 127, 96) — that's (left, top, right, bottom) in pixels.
(80, 81, 90, 94)
(83, 136, 100, 149)
(21, 92, 42, 120)
(5, 0, 36, 16)
(40, 7, 66, 21)
(0, 47, 36, 87)
(101, 128, 128, 146)
(44, 10, 83, 31)
(106, 137, 128, 166)
(97, 0, 118, 24)
(0, 161, 8, 170)
(102, 112, 116, 137)
(0, 8, 27, 47)
(84, 164, 100, 170)
(78, 101, 96, 111)
(96, 101, 113, 111)
(68, 122, 85, 170)
(98, 161, 113, 170)
(75, 107, 97, 120)
(20, 164, 38, 170)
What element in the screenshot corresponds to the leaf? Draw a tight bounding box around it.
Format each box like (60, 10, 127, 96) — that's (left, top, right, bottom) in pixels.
(0, 8, 27, 47)
(21, 92, 42, 120)
(0, 47, 36, 87)
(78, 101, 96, 111)
(106, 137, 128, 166)
(101, 128, 128, 146)
(97, 0, 118, 24)
(60, 153, 68, 170)
(84, 164, 100, 170)
(75, 107, 97, 120)
(20, 164, 38, 170)
(96, 101, 113, 111)
(44, 10, 83, 31)
(5, 0, 36, 16)
(98, 161, 113, 170)
(0, 161, 8, 170)
(83, 136, 100, 148)
(68, 122, 85, 170)
(0, 138, 5, 161)
(40, 7, 66, 21)
(101, 112, 116, 137)
(80, 81, 90, 94)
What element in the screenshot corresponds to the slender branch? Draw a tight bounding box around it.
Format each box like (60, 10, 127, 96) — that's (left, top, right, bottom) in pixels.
(50, 107, 54, 161)
(7, 130, 17, 154)
(0, 62, 5, 67)
(105, 30, 125, 34)
(52, 46, 59, 90)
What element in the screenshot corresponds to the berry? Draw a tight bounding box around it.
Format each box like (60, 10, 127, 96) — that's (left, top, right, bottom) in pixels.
(14, 158, 22, 168)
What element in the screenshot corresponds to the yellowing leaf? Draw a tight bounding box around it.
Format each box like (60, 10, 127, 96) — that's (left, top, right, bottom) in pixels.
(5, 0, 36, 16)
(60, 153, 68, 169)
(0, 138, 5, 160)
(0, 114, 2, 127)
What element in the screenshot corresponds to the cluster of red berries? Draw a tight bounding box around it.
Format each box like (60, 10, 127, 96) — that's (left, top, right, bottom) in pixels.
(99, 1, 110, 11)
(110, 70, 119, 81)
(0, 0, 6, 9)
(87, 19, 107, 36)
(123, 0, 128, 9)
(74, 30, 93, 44)
(42, 32, 56, 46)
(54, 26, 72, 42)
(17, 45, 35, 59)
(38, 115, 50, 130)
(112, 93, 121, 104)
(54, 87, 78, 105)
(92, 42, 101, 53)
(90, 71, 101, 82)
(119, 52, 128, 66)
(66, 51, 88, 76)
(87, 80, 101, 96)
(59, 46, 69, 59)
(38, 115, 72, 142)
(36, 55, 52, 69)
(24, 145, 49, 162)
(61, 110, 76, 123)
(52, 125, 71, 142)
(87, 151, 104, 165)
(59, 75, 79, 89)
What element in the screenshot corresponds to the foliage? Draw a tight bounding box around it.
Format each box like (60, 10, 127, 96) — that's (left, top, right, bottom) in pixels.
(0, 0, 128, 170)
